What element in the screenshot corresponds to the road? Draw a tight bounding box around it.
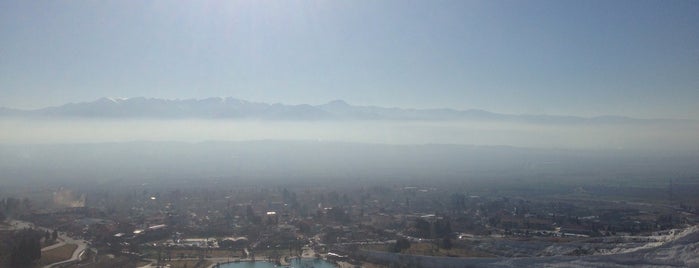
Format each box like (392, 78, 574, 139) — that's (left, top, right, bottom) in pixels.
(3, 220, 89, 268)
(42, 235, 88, 268)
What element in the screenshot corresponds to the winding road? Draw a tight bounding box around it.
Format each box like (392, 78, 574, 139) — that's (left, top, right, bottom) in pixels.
(3, 220, 88, 268)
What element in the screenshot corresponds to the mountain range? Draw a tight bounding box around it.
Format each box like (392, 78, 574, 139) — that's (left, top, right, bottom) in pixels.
(0, 97, 684, 124)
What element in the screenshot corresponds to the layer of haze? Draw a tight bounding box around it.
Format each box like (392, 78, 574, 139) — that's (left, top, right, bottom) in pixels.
(1, 118, 697, 151)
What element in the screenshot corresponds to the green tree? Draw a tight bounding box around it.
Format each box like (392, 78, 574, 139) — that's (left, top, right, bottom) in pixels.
(9, 229, 42, 267)
(441, 237, 453, 250)
(392, 238, 411, 253)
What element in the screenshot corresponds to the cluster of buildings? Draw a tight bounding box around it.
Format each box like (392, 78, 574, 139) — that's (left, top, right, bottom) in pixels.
(13, 182, 699, 264)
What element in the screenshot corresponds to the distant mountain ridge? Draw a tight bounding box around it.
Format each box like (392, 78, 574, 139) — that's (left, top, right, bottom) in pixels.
(0, 97, 685, 124)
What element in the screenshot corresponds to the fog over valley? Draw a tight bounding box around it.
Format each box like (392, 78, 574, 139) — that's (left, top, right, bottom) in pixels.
(2, 118, 698, 150)
(1, 98, 698, 185)
(1, 98, 697, 151)
(0, 98, 699, 187)
(3, 1, 699, 266)
(1, 140, 698, 184)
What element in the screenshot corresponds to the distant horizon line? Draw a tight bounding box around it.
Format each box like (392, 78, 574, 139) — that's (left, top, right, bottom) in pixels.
(2, 139, 696, 153)
(0, 96, 690, 122)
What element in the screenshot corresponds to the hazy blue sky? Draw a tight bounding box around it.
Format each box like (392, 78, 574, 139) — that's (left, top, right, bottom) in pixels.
(1, 0, 697, 119)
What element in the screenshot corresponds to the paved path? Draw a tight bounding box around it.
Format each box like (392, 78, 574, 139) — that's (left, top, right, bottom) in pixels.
(41, 240, 67, 252)
(3, 220, 88, 268)
(300, 245, 318, 258)
(43, 236, 87, 268)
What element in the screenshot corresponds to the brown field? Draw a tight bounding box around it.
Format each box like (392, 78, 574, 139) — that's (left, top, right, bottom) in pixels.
(166, 249, 242, 259)
(64, 255, 140, 268)
(42, 239, 59, 248)
(367, 242, 495, 258)
(161, 259, 212, 268)
(405, 243, 495, 257)
(38, 243, 77, 266)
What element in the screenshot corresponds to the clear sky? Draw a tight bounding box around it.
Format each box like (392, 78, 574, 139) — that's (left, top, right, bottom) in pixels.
(1, 0, 697, 119)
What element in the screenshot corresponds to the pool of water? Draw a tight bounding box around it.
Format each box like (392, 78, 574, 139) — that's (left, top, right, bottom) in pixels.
(218, 258, 337, 268)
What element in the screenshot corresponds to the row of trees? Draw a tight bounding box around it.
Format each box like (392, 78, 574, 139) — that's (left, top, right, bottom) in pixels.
(1, 197, 32, 220)
(1, 229, 42, 267)
(413, 218, 452, 239)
